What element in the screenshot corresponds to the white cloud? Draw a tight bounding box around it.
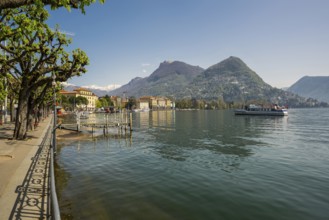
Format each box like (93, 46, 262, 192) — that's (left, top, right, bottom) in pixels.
(82, 84, 122, 91)
(62, 82, 121, 91)
(141, 63, 151, 67)
(61, 82, 75, 86)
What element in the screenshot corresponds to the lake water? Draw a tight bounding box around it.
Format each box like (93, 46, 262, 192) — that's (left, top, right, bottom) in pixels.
(56, 109, 329, 220)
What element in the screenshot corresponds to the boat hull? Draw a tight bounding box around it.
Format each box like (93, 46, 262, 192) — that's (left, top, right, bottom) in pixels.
(234, 109, 288, 116)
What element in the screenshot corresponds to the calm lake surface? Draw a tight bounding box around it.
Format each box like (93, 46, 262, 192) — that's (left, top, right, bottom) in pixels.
(56, 109, 329, 220)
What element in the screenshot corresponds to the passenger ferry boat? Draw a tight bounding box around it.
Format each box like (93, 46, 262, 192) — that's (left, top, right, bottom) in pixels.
(234, 104, 288, 116)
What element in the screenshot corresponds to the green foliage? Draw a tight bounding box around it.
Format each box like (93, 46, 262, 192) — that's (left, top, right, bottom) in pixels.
(97, 97, 109, 108)
(175, 99, 192, 109)
(126, 97, 137, 110)
(1, 6, 89, 85)
(75, 96, 88, 106)
(102, 95, 113, 106)
(60, 94, 77, 110)
(0, 76, 7, 101)
(50, 0, 105, 14)
(95, 99, 102, 108)
(0, 0, 105, 13)
(0, 5, 89, 139)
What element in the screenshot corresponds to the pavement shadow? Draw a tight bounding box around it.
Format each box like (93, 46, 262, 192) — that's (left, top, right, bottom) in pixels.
(0, 127, 13, 140)
(9, 127, 52, 220)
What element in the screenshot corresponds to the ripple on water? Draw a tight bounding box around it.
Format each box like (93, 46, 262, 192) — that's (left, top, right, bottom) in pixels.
(57, 109, 329, 219)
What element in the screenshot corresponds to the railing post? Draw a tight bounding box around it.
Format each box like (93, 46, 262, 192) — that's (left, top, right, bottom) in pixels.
(50, 146, 61, 220)
(53, 75, 57, 154)
(48, 123, 61, 220)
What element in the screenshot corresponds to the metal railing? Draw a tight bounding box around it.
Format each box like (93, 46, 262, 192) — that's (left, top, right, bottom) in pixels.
(50, 117, 61, 220)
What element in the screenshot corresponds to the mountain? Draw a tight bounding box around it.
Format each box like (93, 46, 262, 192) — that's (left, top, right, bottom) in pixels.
(105, 56, 327, 107)
(110, 56, 287, 103)
(177, 56, 273, 101)
(287, 76, 329, 103)
(109, 61, 204, 97)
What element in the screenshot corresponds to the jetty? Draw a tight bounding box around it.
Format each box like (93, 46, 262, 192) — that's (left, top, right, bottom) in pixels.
(59, 112, 133, 137)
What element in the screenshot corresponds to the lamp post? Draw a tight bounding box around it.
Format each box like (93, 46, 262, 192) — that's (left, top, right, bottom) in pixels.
(4, 78, 7, 123)
(1, 40, 8, 124)
(52, 74, 57, 153)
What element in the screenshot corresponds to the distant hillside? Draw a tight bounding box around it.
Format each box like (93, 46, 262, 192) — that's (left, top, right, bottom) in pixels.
(104, 56, 327, 107)
(288, 76, 329, 103)
(109, 61, 204, 97)
(178, 56, 273, 101)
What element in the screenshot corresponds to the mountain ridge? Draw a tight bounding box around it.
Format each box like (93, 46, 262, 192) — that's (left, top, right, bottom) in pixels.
(181, 56, 271, 101)
(109, 60, 205, 97)
(288, 76, 329, 102)
(107, 56, 327, 107)
(63, 57, 328, 107)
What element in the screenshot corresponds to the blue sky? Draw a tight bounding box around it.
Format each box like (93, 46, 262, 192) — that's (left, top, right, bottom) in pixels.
(47, 0, 329, 88)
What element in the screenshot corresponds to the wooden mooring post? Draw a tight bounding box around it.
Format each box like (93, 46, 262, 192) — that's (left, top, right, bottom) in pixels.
(129, 113, 133, 132)
(76, 111, 133, 138)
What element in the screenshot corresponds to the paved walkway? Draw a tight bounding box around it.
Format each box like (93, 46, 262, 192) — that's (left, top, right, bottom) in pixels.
(0, 117, 52, 219)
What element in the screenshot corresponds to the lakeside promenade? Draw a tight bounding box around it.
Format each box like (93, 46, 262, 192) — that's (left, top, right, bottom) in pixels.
(0, 117, 52, 219)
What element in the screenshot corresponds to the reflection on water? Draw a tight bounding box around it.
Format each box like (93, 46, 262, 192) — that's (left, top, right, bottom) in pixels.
(56, 109, 329, 220)
(134, 110, 176, 130)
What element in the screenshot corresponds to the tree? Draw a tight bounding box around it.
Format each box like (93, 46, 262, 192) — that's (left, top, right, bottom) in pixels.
(0, 0, 105, 13)
(67, 96, 78, 110)
(95, 99, 102, 109)
(97, 97, 108, 108)
(0, 6, 89, 139)
(103, 95, 113, 106)
(176, 98, 192, 109)
(126, 97, 136, 110)
(59, 94, 72, 110)
(191, 98, 205, 109)
(75, 96, 88, 110)
(0, 76, 6, 102)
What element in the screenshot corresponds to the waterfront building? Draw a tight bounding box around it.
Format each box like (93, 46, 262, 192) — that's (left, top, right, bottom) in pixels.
(110, 96, 122, 109)
(137, 96, 173, 110)
(137, 97, 150, 110)
(60, 87, 98, 111)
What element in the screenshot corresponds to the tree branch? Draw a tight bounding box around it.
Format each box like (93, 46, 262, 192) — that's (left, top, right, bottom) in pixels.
(0, 0, 103, 11)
